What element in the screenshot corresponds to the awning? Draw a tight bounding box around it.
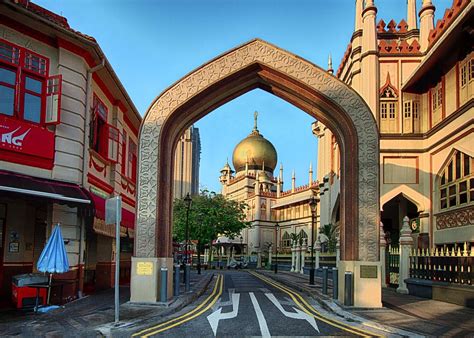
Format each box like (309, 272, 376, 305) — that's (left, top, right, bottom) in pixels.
(91, 194, 135, 229)
(0, 170, 92, 207)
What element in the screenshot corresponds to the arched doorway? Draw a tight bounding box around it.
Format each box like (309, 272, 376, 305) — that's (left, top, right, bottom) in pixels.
(132, 39, 380, 307)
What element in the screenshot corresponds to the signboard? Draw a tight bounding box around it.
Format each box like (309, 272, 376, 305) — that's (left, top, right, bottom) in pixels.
(410, 218, 420, 233)
(136, 262, 153, 275)
(360, 265, 378, 278)
(0, 115, 54, 160)
(106, 196, 122, 225)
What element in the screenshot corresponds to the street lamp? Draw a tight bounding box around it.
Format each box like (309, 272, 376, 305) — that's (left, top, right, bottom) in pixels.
(184, 193, 192, 265)
(308, 194, 319, 285)
(274, 222, 279, 274)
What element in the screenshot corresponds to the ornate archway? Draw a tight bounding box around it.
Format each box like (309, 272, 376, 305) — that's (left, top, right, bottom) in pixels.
(132, 39, 381, 307)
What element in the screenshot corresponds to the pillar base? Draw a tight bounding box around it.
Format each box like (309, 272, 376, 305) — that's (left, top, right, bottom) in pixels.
(130, 257, 174, 303)
(396, 286, 409, 294)
(338, 260, 382, 308)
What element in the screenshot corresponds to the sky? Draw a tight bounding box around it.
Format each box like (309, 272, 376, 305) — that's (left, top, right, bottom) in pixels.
(35, 0, 452, 193)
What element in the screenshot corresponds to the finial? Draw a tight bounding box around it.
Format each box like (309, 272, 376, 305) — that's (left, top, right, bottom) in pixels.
(327, 54, 333, 74)
(292, 170, 295, 179)
(253, 111, 259, 131)
(309, 162, 313, 172)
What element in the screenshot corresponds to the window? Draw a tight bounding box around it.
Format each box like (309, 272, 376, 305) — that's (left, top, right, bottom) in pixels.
(402, 99, 420, 133)
(128, 137, 137, 182)
(0, 39, 61, 125)
(431, 81, 443, 126)
(121, 130, 127, 175)
(459, 55, 474, 105)
(90, 95, 119, 163)
(281, 231, 291, 249)
(439, 150, 473, 210)
(380, 101, 398, 133)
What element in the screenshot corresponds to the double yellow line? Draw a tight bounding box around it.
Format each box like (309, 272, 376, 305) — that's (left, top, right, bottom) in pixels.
(249, 271, 381, 337)
(132, 274, 223, 337)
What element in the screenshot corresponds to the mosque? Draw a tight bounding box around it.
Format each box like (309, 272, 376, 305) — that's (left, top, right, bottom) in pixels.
(219, 112, 320, 266)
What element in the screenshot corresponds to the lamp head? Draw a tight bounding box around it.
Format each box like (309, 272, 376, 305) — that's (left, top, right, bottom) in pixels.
(184, 193, 192, 208)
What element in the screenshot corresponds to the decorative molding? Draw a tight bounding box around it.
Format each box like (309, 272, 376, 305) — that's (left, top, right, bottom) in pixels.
(137, 39, 379, 261)
(87, 173, 113, 194)
(436, 205, 474, 230)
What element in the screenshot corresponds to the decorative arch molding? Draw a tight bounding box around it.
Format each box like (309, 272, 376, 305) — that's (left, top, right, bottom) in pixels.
(136, 39, 380, 263)
(381, 185, 428, 212)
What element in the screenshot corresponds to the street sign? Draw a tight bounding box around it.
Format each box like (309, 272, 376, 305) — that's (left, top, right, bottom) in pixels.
(106, 196, 122, 224)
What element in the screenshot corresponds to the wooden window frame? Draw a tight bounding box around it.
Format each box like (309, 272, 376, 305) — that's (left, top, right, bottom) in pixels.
(439, 150, 473, 211)
(0, 38, 61, 126)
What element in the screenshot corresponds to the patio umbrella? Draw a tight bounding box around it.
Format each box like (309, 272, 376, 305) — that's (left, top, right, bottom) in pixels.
(37, 223, 70, 304)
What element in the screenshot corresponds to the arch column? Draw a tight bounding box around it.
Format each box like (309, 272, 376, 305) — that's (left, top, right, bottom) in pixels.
(132, 39, 381, 307)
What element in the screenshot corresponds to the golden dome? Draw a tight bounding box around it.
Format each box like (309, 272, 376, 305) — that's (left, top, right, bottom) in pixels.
(232, 112, 277, 173)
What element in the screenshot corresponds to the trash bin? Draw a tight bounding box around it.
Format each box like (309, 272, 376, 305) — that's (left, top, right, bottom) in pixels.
(12, 273, 48, 309)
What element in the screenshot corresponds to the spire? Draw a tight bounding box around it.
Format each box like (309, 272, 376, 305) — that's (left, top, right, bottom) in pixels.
(291, 170, 296, 193)
(327, 54, 333, 74)
(253, 111, 259, 132)
(355, 0, 363, 31)
(419, 0, 435, 52)
(407, 0, 417, 30)
(309, 162, 313, 186)
(262, 160, 265, 171)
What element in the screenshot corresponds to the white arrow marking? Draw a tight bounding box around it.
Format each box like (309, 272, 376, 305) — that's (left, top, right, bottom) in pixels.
(249, 292, 271, 338)
(265, 293, 320, 333)
(207, 293, 240, 336)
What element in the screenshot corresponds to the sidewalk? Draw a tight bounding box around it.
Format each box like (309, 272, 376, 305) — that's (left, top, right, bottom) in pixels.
(0, 270, 214, 337)
(257, 269, 474, 337)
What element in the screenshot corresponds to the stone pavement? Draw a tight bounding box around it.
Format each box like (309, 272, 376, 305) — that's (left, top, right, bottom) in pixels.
(258, 269, 474, 337)
(0, 270, 213, 337)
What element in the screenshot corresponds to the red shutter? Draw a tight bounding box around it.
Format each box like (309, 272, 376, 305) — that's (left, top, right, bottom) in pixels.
(106, 124, 119, 163)
(45, 75, 62, 125)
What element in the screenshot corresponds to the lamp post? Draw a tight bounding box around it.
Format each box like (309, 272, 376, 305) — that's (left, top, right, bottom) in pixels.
(184, 193, 192, 265)
(274, 222, 279, 274)
(309, 194, 319, 285)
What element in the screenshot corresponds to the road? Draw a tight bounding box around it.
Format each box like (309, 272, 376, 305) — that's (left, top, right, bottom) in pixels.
(130, 270, 380, 337)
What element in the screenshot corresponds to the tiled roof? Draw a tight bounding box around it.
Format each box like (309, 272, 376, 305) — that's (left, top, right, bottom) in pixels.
(11, 0, 96, 42)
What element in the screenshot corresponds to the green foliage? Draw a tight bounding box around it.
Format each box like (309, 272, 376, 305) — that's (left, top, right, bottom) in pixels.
(320, 223, 339, 253)
(173, 190, 250, 251)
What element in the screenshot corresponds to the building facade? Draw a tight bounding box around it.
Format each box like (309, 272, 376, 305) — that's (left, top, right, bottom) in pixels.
(219, 112, 320, 265)
(316, 0, 473, 253)
(0, 0, 141, 302)
(173, 125, 201, 199)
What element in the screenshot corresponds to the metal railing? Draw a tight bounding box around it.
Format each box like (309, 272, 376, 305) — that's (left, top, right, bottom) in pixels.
(409, 243, 474, 285)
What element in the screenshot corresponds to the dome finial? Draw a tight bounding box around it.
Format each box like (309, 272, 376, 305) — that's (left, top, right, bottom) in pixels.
(253, 111, 259, 132)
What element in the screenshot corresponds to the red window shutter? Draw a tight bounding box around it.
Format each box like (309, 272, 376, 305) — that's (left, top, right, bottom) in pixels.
(106, 124, 119, 163)
(45, 75, 62, 125)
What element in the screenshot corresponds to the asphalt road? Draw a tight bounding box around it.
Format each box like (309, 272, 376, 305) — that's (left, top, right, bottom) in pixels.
(130, 270, 377, 337)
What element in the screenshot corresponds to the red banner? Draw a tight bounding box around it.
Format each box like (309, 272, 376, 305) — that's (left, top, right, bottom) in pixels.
(0, 116, 54, 160)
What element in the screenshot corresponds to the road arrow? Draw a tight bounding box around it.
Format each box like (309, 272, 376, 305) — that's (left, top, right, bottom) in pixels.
(265, 293, 320, 333)
(207, 293, 240, 336)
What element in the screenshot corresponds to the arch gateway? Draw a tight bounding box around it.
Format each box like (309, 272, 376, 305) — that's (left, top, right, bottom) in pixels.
(131, 39, 381, 307)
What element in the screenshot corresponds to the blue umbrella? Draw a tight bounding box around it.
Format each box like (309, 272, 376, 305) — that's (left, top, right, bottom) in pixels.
(37, 223, 70, 305)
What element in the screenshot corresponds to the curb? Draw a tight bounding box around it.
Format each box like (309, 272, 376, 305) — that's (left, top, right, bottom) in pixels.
(98, 272, 215, 336)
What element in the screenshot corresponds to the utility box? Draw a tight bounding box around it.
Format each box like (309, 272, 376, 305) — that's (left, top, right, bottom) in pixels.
(11, 273, 48, 309)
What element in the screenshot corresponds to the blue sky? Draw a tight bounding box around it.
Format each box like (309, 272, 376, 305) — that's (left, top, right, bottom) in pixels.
(36, 0, 451, 192)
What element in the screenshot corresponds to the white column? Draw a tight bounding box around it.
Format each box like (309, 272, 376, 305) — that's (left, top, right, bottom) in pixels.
(290, 240, 296, 272)
(380, 222, 387, 287)
(300, 238, 307, 274)
(335, 236, 340, 268)
(295, 241, 301, 273)
(397, 216, 414, 294)
(315, 238, 321, 269)
(268, 244, 272, 266)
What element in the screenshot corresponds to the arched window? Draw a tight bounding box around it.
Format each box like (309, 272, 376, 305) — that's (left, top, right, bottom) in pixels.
(439, 150, 473, 210)
(298, 229, 308, 239)
(281, 231, 291, 248)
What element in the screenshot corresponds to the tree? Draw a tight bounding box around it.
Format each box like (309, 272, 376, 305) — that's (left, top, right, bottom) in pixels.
(173, 190, 250, 271)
